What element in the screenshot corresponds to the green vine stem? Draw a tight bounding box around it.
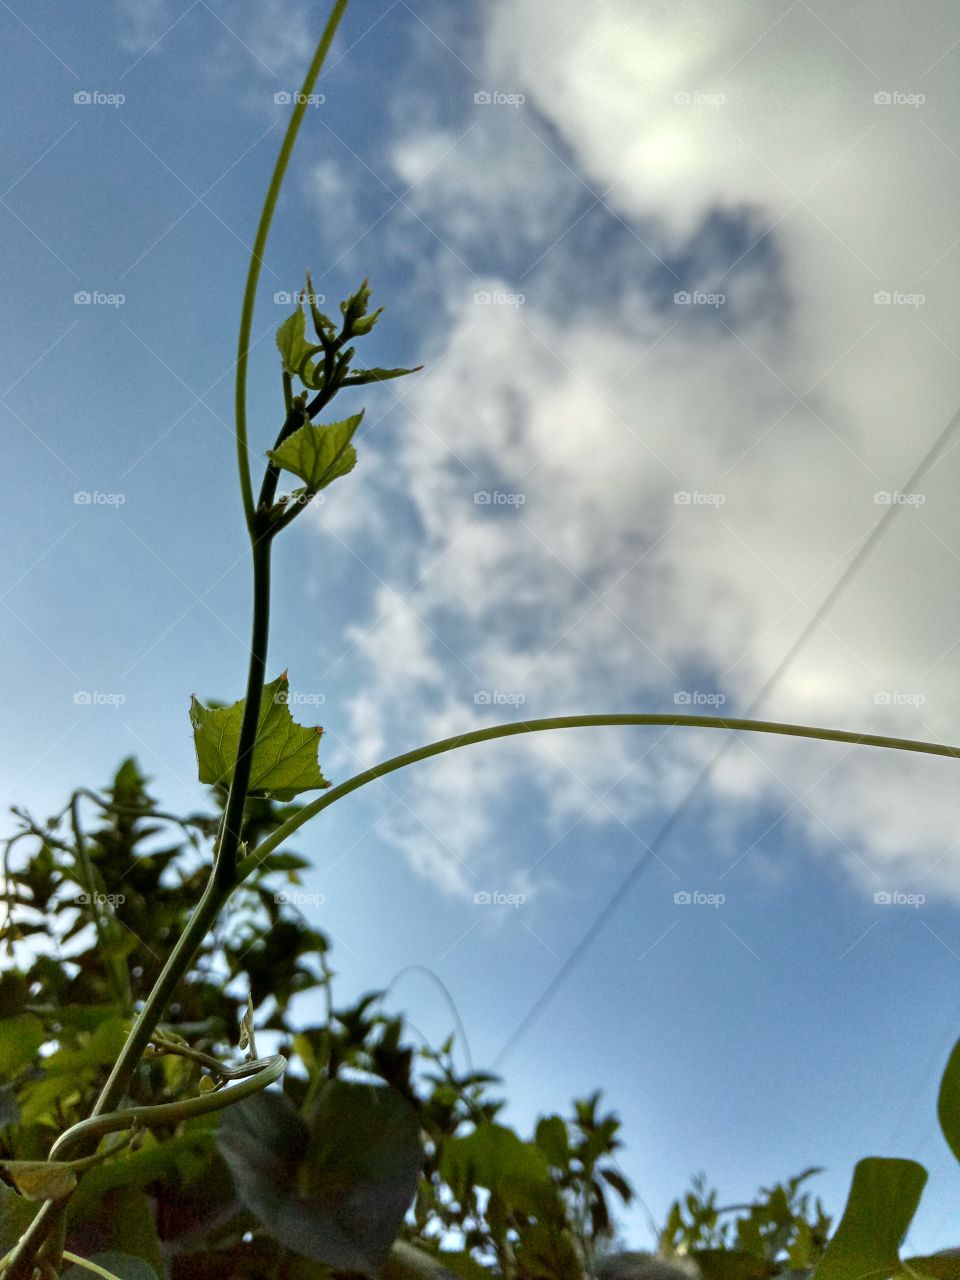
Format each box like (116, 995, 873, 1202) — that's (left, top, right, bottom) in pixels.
(47, 1053, 286, 1163)
(59, 1255, 123, 1280)
(234, 0, 349, 534)
(237, 714, 960, 880)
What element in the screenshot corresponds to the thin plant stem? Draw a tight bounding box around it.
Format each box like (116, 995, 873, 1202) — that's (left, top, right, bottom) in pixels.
(234, 0, 350, 535)
(237, 714, 960, 880)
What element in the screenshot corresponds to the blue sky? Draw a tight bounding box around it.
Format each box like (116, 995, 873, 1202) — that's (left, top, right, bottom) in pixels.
(3, 0, 960, 1256)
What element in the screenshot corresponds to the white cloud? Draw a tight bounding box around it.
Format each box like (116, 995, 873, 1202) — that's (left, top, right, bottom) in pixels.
(316, 0, 960, 903)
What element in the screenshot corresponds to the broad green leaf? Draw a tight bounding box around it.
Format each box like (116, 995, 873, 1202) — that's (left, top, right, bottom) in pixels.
(440, 1123, 551, 1207)
(0, 1158, 76, 1199)
(190, 673, 329, 801)
(267, 413, 363, 493)
(534, 1115, 569, 1167)
(276, 308, 322, 383)
(100, 1185, 164, 1280)
(905, 1255, 960, 1278)
(62, 1251, 159, 1280)
(0, 1182, 39, 1255)
(938, 1036, 960, 1163)
(813, 1157, 926, 1280)
(341, 365, 423, 387)
(68, 1129, 217, 1222)
(0, 1014, 44, 1075)
(219, 1080, 421, 1272)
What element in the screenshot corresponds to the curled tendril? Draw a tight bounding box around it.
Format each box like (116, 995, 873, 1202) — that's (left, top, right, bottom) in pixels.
(47, 1048, 285, 1164)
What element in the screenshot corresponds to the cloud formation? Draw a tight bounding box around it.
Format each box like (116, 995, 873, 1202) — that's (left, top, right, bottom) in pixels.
(308, 0, 960, 904)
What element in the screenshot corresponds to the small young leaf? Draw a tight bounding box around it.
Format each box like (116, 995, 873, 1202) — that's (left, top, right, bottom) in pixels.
(304, 272, 337, 343)
(276, 308, 322, 383)
(340, 365, 423, 387)
(340, 278, 374, 332)
(267, 412, 363, 493)
(190, 673, 329, 801)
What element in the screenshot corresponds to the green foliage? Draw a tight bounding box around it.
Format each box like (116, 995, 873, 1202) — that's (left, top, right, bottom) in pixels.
(0, 759, 644, 1279)
(267, 413, 363, 492)
(274, 276, 420, 405)
(660, 1168, 832, 1273)
(812, 1158, 925, 1279)
(190, 673, 330, 801)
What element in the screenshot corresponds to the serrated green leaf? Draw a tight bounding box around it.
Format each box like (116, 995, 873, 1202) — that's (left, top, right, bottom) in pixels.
(341, 365, 423, 387)
(813, 1157, 926, 1280)
(267, 413, 363, 493)
(190, 673, 329, 801)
